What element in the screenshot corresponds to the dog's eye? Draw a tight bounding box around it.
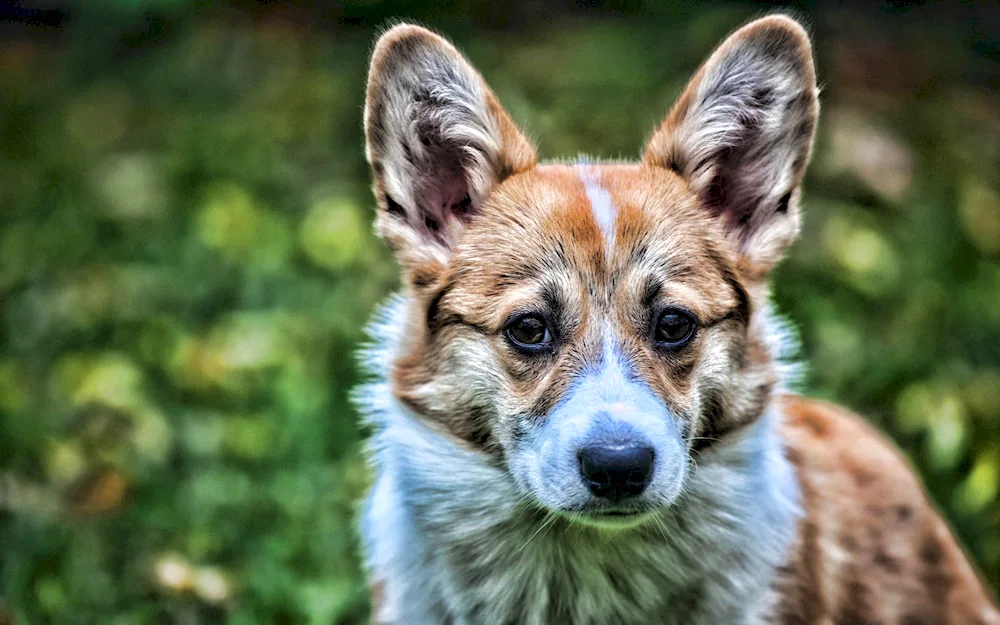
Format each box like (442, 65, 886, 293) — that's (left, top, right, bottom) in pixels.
(653, 309, 697, 348)
(505, 314, 553, 350)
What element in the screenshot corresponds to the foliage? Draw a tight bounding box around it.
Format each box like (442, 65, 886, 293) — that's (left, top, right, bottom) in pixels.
(1, 2, 998, 623)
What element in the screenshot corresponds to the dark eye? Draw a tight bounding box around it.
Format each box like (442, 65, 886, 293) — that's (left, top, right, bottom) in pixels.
(505, 314, 553, 350)
(653, 309, 697, 348)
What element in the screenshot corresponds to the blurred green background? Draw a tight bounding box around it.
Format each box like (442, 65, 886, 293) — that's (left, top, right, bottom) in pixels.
(0, 0, 998, 623)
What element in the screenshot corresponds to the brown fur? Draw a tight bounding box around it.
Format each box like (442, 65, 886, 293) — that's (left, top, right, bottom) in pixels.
(776, 395, 999, 625)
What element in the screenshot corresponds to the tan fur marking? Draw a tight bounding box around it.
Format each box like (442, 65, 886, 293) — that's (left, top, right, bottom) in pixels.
(371, 579, 388, 625)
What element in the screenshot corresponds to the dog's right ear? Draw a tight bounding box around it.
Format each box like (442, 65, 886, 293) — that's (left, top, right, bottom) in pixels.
(643, 16, 818, 279)
(365, 24, 536, 278)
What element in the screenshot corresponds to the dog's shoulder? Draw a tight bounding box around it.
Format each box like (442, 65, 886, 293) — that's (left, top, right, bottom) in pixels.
(773, 393, 999, 625)
(778, 394, 920, 496)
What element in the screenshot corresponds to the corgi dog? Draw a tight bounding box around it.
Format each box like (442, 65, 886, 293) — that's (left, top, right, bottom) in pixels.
(355, 15, 1000, 625)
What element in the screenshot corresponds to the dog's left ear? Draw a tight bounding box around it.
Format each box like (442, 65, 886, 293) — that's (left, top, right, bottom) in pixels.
(643, 15, 819, 277)
(365, 24, 537, 275)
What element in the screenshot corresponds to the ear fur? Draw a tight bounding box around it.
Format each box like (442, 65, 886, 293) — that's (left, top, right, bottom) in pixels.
(364, 24, 536, 274)
(643, 15, 819, 277)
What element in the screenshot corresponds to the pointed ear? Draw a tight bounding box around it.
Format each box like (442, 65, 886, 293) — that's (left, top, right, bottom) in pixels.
(643, 15, 819, 277)
(365, 24, 536, 275)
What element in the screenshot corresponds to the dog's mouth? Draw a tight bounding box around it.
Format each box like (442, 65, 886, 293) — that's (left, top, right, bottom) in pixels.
(561, 504, 656, 529)
(589, 509, 643, 518)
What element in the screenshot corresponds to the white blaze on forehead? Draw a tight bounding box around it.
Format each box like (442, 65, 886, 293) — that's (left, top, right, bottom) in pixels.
(577, 164, 616, 251)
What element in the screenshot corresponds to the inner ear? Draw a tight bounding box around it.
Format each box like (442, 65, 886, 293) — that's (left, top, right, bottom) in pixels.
(406, 145, 472, 241)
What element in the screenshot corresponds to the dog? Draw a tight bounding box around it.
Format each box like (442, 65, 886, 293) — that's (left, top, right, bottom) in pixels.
(354, 14, 1000, 624)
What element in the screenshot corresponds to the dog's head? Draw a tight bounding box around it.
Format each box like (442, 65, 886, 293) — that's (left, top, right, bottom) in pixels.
(363, 17, 818, 526)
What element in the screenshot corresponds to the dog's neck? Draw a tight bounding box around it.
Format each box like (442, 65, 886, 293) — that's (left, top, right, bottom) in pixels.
(356, 296, 802, 625)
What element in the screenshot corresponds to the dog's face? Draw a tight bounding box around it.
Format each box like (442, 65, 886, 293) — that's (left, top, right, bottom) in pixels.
(364, 18, 818, 525)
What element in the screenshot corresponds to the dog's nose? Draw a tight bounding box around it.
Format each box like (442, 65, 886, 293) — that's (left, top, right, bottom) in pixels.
(578, 444, 654, 501)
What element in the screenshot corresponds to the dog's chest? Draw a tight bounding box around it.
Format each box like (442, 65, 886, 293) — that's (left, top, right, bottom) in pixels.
(435, 540, 705, 625)
(366, 474, 776, 625)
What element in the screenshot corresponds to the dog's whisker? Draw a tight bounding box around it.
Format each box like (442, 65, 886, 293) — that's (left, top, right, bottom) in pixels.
(516, 512, 558, 555)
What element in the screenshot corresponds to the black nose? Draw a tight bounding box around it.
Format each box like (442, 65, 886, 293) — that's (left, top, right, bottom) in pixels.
(578, 444, 655, 501)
